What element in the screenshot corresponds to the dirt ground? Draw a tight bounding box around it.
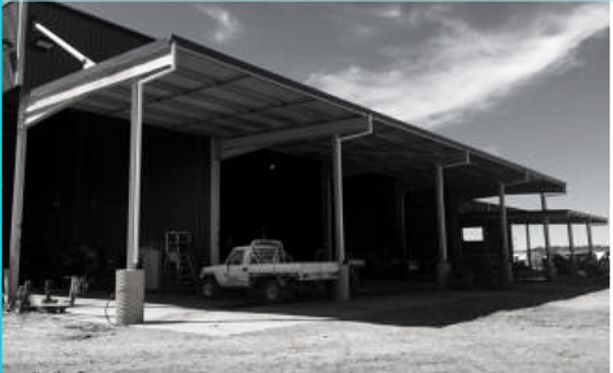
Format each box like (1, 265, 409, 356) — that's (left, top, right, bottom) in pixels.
(3, 279, 609, 373)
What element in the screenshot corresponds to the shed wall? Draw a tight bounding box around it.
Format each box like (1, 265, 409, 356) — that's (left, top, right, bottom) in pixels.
(6, 109, 212, 286)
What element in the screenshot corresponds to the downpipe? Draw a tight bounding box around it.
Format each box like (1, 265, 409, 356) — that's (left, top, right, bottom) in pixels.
(332, 114, 373, 301)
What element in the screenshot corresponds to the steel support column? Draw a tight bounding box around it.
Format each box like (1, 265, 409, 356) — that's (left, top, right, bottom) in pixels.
(8, 106, 28, 303)
(525, 224, 532, 269)
(114, 82, 148, 326)
(586, 220, 594, 255)
(321, 163, 333, 260)
(209, 138, 221, 265)
(499, 183, 513, 285)
(540, 193, 555, 279)
(435, 165, 450, 288)
(332, 135, 349, 301)
(567, 222, 576, 275)
(7, 0, 30, 305)
(126, 83, 144, 269)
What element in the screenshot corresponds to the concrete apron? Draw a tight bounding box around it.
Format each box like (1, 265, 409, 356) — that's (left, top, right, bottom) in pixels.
(60, 296, 335, 337)
(115, 269, 145, 325)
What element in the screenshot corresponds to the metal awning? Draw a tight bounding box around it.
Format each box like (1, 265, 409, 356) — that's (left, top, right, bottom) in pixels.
(23, 36, 566, 197)
(460, 202, 607, 225)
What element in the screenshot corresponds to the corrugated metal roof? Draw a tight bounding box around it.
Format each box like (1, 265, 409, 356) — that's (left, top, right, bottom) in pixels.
(25, 37, 567, 197)
(462, 209, 607, 225)
(461, 202, 607, 224)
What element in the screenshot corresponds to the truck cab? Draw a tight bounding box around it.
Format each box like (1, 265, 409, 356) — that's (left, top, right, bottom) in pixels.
(199, 240, 291, 296)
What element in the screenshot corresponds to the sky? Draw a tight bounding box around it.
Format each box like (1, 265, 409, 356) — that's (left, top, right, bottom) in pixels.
(70, 2, 610, 248)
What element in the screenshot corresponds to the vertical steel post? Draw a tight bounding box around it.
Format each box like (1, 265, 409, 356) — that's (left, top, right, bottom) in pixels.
(525, 224, 532, 268)
(126, 83, 143, 269)
(435, 165, 447, 262)
(8, 0, 30, 304)
(435, 165, 450, 288)
(499, 183, 513, 285)
(332, 136, 345, 263)
(586, 219, 594, 255)
(14, 1, 29, 87)
(332, 135, 349, 301)
(567, 221, 576, 275)
(8, 107, 28, 302)
(209, 138, 221, 265)
(540, 192, 555, 279)
(321, 163, 333, 260)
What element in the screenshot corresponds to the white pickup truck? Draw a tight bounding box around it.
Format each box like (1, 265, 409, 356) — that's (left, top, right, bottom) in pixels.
(199, 239, 360, 302)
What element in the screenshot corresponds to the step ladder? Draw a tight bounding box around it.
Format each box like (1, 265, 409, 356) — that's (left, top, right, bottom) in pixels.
(163, 231, 198, 293)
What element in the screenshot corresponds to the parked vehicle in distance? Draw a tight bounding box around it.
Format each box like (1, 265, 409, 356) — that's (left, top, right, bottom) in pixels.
(199, 239, 361, 303)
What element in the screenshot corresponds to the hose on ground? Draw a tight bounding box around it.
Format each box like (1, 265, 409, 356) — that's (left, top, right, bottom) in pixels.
(104, 292, 117, 327)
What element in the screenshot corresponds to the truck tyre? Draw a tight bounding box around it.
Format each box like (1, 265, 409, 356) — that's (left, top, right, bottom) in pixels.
(201, 278, 219, 299)
(261, 279, 282, 303)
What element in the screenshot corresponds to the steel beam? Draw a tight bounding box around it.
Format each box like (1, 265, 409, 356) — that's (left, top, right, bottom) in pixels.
(25, 41, 175, 129)
(221, 117, 363, 159)
(33, 22, 95, 69)
(27, 54, 174, 118)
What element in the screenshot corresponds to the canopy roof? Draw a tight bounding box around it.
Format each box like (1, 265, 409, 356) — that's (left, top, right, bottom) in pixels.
(24, 37, 566, 197)
(461, 202, 607, 225)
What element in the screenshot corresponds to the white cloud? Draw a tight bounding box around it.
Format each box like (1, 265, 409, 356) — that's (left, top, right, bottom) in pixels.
(377, 5, 403, 19)
(195, 5, 242, 43)
(306, 4, 609, 129)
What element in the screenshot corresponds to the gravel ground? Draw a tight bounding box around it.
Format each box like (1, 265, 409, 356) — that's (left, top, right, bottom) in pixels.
(3, 279, 609, 373)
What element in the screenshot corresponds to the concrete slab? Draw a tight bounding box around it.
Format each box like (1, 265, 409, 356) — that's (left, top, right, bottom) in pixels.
(34, 295, 332, 337)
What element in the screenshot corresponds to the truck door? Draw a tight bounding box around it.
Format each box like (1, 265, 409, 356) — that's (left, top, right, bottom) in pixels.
(226, 249, 249, 287)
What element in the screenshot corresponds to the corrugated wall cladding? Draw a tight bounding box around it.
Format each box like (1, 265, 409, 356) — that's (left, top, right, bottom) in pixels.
(3, 2, 153, 92)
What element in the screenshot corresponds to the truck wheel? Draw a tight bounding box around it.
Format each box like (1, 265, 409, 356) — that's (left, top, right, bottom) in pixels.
(201, 278, 219, 299)
(262, 279, 282, 303)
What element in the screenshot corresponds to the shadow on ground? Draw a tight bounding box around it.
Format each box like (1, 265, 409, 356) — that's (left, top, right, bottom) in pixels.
(98, 277, 609, 329)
